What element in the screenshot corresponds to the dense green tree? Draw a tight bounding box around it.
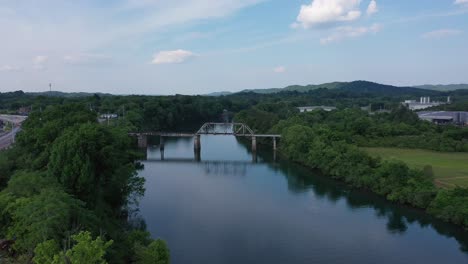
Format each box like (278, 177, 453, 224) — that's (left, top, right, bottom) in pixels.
(15, 104, 97, 169)
(135, 239, 170, 264)
(47, 123, 143, 211)
(33, 231, 113, 264)
(2, 187, 91, 253)
(428, 188, 468, 226)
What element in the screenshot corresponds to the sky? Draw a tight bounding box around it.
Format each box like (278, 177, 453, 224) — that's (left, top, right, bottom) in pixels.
(0, 0, 467, 95)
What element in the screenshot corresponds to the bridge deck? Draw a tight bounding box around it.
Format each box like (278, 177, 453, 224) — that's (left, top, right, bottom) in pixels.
(130, 132, 281, 138)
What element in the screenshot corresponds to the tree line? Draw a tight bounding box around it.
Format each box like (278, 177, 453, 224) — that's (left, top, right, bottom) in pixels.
(235, 104, 468, 228)
(0, 104, 169, 263)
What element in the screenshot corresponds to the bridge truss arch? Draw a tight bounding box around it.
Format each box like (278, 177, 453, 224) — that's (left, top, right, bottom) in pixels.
(196, 122, 255, 136)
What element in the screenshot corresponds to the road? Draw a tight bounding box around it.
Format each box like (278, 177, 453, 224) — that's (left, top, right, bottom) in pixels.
(0, 127, 20, 150)
(0, 114, 27, 125)
(0, 115, 27, 150)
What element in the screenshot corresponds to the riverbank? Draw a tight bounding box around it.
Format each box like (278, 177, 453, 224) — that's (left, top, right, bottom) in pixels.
(277, 125, 468, 229)
(363, 147, 468, 188)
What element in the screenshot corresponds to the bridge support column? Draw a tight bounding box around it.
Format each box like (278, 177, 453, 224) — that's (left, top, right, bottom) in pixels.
(160, 149, 165, 160)
(194, 135, 201, 162)
(160, 136, 165, 151)
(194, 135, 201, 151)
(251, 136, 257, 152)
(273, 137, 277, 151)
(194, 148, 201, 162)
(252, 151, 258, 163)
(137, 135, 148, 148)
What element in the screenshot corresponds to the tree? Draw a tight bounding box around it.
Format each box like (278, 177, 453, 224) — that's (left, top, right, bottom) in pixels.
(33, 240, 61, 264)
(13, 104, 97, 170)
(33, 231, 113, 264)
(281, 125, 314, 162)
(4, 188, 90, 253)
(47, 123, 143, 211)
(135, 239, 170, 264)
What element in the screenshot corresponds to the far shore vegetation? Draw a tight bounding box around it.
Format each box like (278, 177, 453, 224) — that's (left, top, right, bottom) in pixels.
(363, 147, 468, 189)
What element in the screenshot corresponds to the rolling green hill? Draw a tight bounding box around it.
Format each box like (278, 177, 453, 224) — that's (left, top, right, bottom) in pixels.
(240, 82, 346, 94)
(414, 84, 468, 91)
(28, 91, 112, 97)
(237, 81, 440, 96)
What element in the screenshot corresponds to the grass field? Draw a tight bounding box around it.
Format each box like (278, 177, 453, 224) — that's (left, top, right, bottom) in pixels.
(363, 147, 468, 188)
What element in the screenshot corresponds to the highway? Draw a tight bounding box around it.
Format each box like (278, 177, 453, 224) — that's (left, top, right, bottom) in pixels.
(0, 115, 27, 150)
(0, 127, 20, 150)
(0, 114, 27, 125)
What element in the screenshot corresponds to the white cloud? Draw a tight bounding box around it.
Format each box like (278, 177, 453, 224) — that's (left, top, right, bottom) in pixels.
(33, 55, 48, 70)
(114, 0, 266, 38)
(151, 50, 196, 64)
(422, 29, 462, 39)
(295, 0, 363, 29)
(273, 66, 286, 73)
(0, 65, 22, 72)
(320, 23, 381, 44)
(367, 0, 378, 15)
(64, 54, 111, 65)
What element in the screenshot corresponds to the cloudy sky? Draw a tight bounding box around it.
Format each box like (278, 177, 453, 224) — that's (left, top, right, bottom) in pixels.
(0, 0, 467, 95)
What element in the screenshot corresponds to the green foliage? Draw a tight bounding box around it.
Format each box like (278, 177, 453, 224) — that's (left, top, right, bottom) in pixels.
(15, 104, 97, 170)
(135, 239, 170, 264)
(280, 125, 314, 163)
(33, 239, 61, 264)
(63, 231, 113, 264)
(428, 188, 468, 226)
(235, 100, 468, 227)
(2, 183, 91, 253)
(0, 103, 153, 262)
(33, 231, 113, 264)
(278, 122, 466, 225)
(0, 151, 13, 188)
(48, 123, 142, 210)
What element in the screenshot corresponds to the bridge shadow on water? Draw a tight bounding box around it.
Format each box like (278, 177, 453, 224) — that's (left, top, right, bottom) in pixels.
(134, 136, 468, 255)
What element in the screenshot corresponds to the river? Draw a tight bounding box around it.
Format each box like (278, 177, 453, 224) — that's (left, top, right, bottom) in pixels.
(136, 135, 468, 264)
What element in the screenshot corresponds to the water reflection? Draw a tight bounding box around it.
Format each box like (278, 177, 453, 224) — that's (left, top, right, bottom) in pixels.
(269, 155, 468, 253)
(135, 136, 468, 264)
(145, 160, 252, 176)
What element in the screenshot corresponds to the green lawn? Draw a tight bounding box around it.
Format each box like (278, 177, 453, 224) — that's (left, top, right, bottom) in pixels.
(363, 147, 468, 188)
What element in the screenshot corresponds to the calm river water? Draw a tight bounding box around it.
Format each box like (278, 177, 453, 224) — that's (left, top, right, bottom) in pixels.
(137, 135, 468, 264)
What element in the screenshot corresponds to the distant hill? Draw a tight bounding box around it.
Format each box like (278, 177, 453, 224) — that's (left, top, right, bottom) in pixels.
(240, 82, 346, 94)
(337, 81, 439, 96)
(414, 84, 468, 91)
(235, 81, 440, 96)
(28, 91, 112, 98)
(205, 91, 233, 96)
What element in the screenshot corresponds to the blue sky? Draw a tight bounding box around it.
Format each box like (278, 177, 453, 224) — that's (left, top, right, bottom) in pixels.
(0, 0, 467, 95)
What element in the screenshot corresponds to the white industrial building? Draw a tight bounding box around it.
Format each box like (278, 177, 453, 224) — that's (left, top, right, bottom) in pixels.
(417, 111, 468, 125)
(297, 106, 337, 113)
(403, 96, 450, 110)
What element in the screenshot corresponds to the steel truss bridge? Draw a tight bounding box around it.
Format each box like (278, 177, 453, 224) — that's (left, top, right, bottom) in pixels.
(129, 122, 281, 156)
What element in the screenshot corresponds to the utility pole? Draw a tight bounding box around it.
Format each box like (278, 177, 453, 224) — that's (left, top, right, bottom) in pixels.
(49, 83, 52, 93)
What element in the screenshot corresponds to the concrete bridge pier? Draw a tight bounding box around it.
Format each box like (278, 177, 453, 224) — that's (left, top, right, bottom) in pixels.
(137, 135, 148, 148)
(273, 137, 277, 151)
(251, 136, 257, 152)
(194, 148, 201, 162)
(252, 151, 258, 163)
(160, 136, 165, 151)
(194, 135, 201, 162)
(194, 135, 201, 151)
